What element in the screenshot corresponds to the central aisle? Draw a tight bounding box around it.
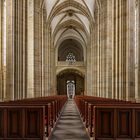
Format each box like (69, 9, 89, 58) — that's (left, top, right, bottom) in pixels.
(49, 99, 90, 140)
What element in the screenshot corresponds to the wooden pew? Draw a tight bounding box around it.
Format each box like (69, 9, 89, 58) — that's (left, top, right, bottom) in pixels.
(12, 96, 67, 128)
(12, 95, 67, 118)
(86, 100, 131, 129)
(75, 96, 131, 127)
(87, 103, 139, 137)
(0, 96, 67, 137)
(94, 106, 140, 140)
(0, 106, 45, 140)
(74, 96, 140, 138)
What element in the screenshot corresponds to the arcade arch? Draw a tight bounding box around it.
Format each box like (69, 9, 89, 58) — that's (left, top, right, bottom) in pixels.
(57, 69, 85, 97)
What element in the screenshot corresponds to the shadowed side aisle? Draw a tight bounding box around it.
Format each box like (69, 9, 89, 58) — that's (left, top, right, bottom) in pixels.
(49, 99, 90, 140)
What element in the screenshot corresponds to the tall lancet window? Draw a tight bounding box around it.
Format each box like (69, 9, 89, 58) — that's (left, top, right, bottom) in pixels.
(3, 0, 6, 66)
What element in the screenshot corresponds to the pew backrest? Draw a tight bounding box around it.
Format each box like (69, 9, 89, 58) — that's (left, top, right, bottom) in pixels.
(0, 106, 45, 140)
(94, 106, 140, 140)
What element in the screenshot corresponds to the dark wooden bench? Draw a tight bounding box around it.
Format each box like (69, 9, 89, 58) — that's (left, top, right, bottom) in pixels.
(94, 106, 140, 140)
(74, 95, 140, 139)
(11, 96, 67, 128)
(0, 106, 45, 140)
(87, 102, 140, 137)
(75, 96, 131, 127)
(0, 96, 67, 138)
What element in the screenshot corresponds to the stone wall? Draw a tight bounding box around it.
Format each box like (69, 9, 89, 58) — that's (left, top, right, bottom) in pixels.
(0, 0, 140, 101)
(136, 0, 140, 101)
(5, 0, 14, 100)
(13, 0, 28, 99)
(0, 0, 2, 100)
(0, 0, 47, 100)
(91, 0, 136, 101)
(34, 0, 43, 97)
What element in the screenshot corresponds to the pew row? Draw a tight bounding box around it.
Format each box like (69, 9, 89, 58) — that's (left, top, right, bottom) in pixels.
(94, 106, 140, 140)
(0, 106, 45, 140)
(74, 96, 140, 140)
(0, 96, 67, 139)
(75, 96, 133, 129)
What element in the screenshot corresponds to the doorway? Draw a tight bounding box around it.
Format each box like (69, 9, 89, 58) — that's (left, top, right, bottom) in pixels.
(67, 80, 75, 99)
(57, 70, 84, 96)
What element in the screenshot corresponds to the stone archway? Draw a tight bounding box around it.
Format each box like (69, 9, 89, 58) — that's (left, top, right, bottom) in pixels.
(58, 39, 84, 62)
(56, 38, 86, 97)
(57, 70, 84, 96)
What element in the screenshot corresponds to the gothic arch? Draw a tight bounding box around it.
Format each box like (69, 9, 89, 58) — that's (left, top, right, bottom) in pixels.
(56, 68, 85, 96)
(47, 0, 92, 25)
(53, 19, 89, 39)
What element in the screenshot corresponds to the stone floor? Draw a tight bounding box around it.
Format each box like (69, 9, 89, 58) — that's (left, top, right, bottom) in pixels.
(49, 99, 90, 140)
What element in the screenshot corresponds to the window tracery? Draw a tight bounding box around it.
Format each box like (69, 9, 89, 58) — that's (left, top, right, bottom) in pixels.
(66, 52, 76, 64)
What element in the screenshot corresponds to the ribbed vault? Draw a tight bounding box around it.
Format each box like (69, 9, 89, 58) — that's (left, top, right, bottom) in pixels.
(45, 0, 95, 47)
(44, 0, 96, 96)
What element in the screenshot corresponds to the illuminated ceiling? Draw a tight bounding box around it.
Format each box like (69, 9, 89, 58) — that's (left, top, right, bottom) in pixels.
(45, 0, 95, 46)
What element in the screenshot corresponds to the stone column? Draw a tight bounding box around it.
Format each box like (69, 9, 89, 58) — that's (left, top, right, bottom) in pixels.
(50, 46, 56, 95)
(0, 1, 2, 100)
(41, 7, 46, 97)
(48, 28, 51, 96)
(43, 23, 47, 96)
(14, 0, 20, 99)
(27, 0, 34, 98)
(44, 26, 51, 96)
(102, 2, 107, 98)
(42, 9, 47, 96)
(136, 0, 140, 101)
(120, 0, 127, 100)
(118, 0, 123, 100)
(27, 0, 45, 98)
(116, 0, 120, 100)
(13, 0, 28, 99)
(48, 27, 51, 96)
(48, 27, 55, 96)
(96, 1, 107, 98)
(111, 0, 128, 100)
(92, 4, 100, 96)
(93, 26, 98, 97)
(126, 0, 135, 101)
(91, 24, 97, 96)
(106, 0, 114, 98)
(86, 41, 92, 96)
(5, 0, 15, 100)
(135, 0, 140, 102)
(22, 0, 28, 98)
(114, 0, 119, 99)
(99, 10, 102, 97)
(97, 12, 100, 97)
(34, 0, 43, 97)
(92, 2, 101, 97)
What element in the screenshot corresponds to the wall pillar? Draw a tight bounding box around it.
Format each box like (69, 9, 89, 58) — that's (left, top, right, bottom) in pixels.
(5, 0, 15, 100)
(135, 0, 140, 102)
(106, 0, 114, 98)
(86, 41, 92, 95)
(0, 0, 2, 100)
(27, 0, 34, 98)
(126, 0, 135, 101)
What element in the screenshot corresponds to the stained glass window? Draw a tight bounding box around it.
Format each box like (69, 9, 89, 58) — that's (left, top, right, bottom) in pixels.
(66, 52, 76, 64)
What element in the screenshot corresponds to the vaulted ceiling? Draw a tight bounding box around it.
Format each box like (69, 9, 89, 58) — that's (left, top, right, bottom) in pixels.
(45, 0, 95, 47)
